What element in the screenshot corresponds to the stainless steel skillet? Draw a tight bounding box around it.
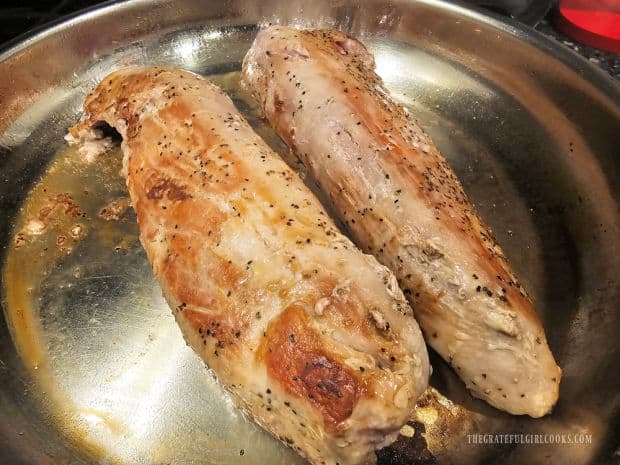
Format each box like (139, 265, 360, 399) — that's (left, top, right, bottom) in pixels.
(1, 1, 619, 464)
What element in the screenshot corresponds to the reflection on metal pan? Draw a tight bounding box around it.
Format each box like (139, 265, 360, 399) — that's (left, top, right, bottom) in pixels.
(0, 1, 619, 465)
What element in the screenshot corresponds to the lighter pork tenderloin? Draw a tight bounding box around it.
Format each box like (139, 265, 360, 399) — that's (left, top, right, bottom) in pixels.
(242, 27, 561, 417)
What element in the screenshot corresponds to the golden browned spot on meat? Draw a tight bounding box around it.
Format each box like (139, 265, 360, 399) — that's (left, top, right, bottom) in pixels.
(144, 173, 191, 201)
(314, 275, 338, 297)
(182, 308, 248, 348)
(161, 235, 245, 310)
(170, 199, 226, 241)
(128, 163, 226, 241)
(206, 250, 246, 292)
(252, 183, 278, 212)
(82, 72, 152, 135)
(260, 304, 363, 431)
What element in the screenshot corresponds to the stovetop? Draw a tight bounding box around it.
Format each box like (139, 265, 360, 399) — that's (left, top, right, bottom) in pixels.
(0, 0, 101, 42)
(0, 0, 618, 81)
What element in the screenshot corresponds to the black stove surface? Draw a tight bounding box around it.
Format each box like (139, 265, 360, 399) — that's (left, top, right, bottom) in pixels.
(0, 0, 107, 45)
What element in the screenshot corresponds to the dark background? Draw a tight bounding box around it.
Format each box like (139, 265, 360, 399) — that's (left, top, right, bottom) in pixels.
(0, 0, 96, 41)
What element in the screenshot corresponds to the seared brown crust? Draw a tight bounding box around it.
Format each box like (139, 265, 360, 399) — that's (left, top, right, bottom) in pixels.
(242, 27, 561, 417)
(261, 304, 364, 431)
(69, 67, 430, 465)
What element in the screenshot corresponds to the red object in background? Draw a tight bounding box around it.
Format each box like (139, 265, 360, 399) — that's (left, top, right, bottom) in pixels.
(554, 0, 620, 52)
